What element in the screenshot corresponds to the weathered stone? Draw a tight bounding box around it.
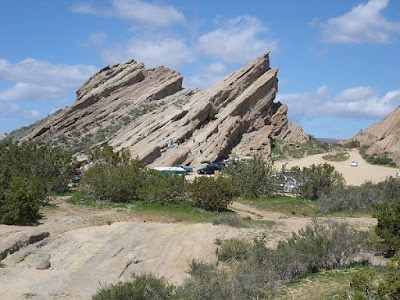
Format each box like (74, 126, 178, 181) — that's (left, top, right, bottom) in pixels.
(36, 260, 51, 270)
(22, 52, 307, 166)
(349, 106, 400, 167)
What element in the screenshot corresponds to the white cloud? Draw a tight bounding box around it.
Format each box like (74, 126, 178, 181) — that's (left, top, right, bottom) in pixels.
(277, 85, 400, 121)
(321, 0, 400, 44)
(0, 83, 63, 102)
(0, 102, 40, 119)
(72, 0, 185, 27)
(102, 36, 194, 69)
(0, 58, 97, 102)
(0, 58, 96, 89)
(184, 62, 229, 89)
(197, 16, 279, 64)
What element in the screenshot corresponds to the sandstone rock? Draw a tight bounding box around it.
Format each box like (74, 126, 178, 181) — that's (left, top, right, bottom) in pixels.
(349, 106, 400, 167)
(19, 52, 307, 166)
(36, 260, 51, 270)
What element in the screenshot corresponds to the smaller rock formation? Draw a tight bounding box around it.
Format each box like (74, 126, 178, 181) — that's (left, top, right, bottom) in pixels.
(349, 106, 400, 166)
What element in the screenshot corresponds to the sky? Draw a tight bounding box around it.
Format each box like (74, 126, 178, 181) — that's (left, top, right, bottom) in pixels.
(1, 0, 400, 139)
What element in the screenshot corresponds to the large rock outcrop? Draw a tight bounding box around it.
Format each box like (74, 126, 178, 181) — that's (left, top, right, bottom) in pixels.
(24, 52, 307, 166)
(349, 106, 400, 167)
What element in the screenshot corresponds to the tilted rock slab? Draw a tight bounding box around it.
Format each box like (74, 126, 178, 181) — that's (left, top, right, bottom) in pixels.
(350, 106, 400, 167)
(26, 52, 307, 166)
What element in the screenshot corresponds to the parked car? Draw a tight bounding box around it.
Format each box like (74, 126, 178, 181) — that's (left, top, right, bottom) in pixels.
(197, 163, 223, 175)
(173, 165, 194, 174)
(152, 166, 186, 176)
(350, 161, 358, 167)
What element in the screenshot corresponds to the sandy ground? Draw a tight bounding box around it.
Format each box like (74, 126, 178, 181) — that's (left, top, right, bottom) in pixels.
(0, 196, 378, 300)
(275, 149, 399, 186)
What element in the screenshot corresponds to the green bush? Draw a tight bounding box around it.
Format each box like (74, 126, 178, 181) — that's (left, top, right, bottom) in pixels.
(291, 163, 345, 200)
(378, 251, 400, 299)
(139, 171, 186, 203)
(375, 200, 400, 255)
(81, 156, 146, 203)
(92, 273, 174, 300)
(218, 238, 251, 262)
(188, 177, 233, 211)
(0, 142, 73, 225)
(222, 156, 276, 197)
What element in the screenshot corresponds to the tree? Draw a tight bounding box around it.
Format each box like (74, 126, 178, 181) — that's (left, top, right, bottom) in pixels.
(222, 156, 276, 197)
(291, 163, 345, 200)
(375, 200, 400, 255)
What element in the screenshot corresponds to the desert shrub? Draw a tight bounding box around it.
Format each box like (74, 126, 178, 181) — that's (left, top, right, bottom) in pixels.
(213, 214, 243, 228)
(222, 156, 277, 198)
(378, 251, 400, 299)
(175, 261, 235, 300)
(218, 238, 251, 262)
(318, 182, 385, 213)
(291, 163, 345, 200)
(0, 170, 45, 225)
(139, 171, 186, 203)
(378, 176, 400, 201)
(188, 177, 233, 211)
(81, 158, 146, 202)
(375, 200, 400, 255)
(92, 273, 174, 300)
(339, 252, 400, 299)
(0, 142, 73, 225)
(322, 151, 350, 162)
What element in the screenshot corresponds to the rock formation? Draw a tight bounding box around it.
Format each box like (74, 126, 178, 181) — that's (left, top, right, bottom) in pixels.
(350, 106, 400, 167)
(23, 51, 307, 166)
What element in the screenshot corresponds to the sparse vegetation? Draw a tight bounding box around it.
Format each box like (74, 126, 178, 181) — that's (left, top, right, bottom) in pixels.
(322, 150, 350, 162)
(271, 137, 328, 160)
(360, 146, 396, 167)
(213, 214, 244, 227)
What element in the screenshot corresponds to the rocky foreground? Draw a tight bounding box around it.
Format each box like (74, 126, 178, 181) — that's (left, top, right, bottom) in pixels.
(22, 52, 307, 166)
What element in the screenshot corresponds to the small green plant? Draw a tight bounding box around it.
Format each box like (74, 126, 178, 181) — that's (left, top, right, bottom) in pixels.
(218, 238, 251, 262)
(92, 273, 174, 300)
(213, 214, 244, 227)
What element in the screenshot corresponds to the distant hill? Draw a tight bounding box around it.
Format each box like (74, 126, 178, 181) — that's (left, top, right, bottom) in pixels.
(348, 106, 400, 167)
(4, 52, 308, 166)
(316, 138, 341, 144)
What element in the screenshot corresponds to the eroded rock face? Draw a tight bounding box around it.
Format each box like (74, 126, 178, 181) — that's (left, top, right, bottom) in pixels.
(25, 52, 307, 166)
(349, 106, 400, 167)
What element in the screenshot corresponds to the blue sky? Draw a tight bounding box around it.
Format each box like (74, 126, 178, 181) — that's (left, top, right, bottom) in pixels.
(1, 0, 399, 139)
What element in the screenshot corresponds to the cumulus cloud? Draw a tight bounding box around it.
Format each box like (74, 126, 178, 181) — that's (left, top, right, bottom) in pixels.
(72, 0, 185, 27)
(197, 16, 278, 63)
(0, 83, 64, 102)
(277, 85, 400, 121)
(0, 58, 96, 102)
(184, 62, 229, 89)
(0, 102, 40, 119)
(321, 0, 400, 44)
(101, 36, 194, 69)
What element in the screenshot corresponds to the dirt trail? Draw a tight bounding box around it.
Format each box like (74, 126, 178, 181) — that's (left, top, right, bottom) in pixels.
(230, 201, 377, 235)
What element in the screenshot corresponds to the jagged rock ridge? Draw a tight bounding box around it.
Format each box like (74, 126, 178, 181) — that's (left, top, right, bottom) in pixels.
(350, 106, 400, 167)
(26, 52, 308, 166)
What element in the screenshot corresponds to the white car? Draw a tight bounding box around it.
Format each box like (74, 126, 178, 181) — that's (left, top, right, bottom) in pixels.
(350, 161, 358, 167)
